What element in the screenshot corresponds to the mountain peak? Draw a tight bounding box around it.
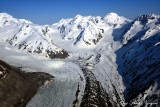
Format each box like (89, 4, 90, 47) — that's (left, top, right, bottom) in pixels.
(106, 12, 119, 17)
(104, 12, 120, 20)
(103, 12, 130, 27)
(75, 14, 83, 19)
(136, 13, 160, 21)
(0, 12, 14, 19)
(74, 14, 84, 23)
(0, 12, 11, 16)
(0, 13, 32, 25)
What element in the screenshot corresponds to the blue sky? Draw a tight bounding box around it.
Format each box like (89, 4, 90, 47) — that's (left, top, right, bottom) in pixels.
(0, 0, 160, 24)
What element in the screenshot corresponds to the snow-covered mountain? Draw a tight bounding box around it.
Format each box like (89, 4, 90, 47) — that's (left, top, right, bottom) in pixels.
(117, 14, 160, 106)
(0, 12, 160, 107)
(0, 12, 129, 58)
(0, 13, 69, 59)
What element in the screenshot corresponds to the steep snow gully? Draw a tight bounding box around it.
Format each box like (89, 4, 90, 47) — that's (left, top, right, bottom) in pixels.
(0, 13, 160, 107)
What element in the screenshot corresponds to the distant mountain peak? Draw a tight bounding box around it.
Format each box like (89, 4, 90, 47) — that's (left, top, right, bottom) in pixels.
(136, 13, 160, 22)
(75, 14, 83, 19)
(103, 12, 130, 26)
(0, 12, 32, 26)
(105, 12, 119, 18)
(0, 12, 16, 21)
(0, 12, 12, 17)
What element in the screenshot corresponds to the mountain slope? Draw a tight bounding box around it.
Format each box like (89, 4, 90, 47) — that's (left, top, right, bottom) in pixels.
(0, 13, 69, 59)
(0, 60, 53, 107)
(0, 12, 129, 56)
(116, 14, 160, 106)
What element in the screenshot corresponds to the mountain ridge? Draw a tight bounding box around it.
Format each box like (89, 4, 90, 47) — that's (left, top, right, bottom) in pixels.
(0, 12, 130, 59)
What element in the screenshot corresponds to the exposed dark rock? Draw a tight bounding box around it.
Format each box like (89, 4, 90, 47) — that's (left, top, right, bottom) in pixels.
(0, 60, 53, 107)
(46, 49, 69, 59)
(80, 67, 109, 107)
(74, 30, 84, 45)
(73, 83, 80, 107)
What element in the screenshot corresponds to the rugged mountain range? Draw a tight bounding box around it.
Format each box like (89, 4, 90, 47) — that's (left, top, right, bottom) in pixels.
(0, 12, 160, 107)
